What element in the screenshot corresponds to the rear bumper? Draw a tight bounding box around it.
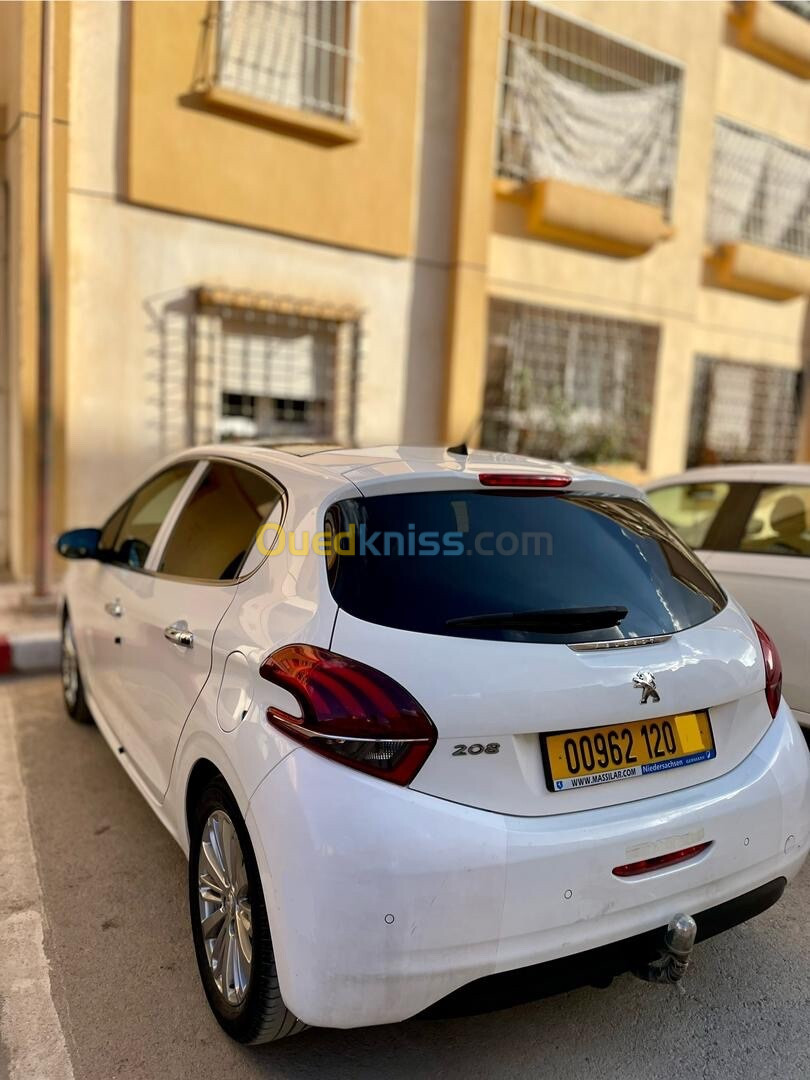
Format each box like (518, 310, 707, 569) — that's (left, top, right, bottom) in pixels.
(421, 876, 787, 1018)
(247, 701, 810, 1029)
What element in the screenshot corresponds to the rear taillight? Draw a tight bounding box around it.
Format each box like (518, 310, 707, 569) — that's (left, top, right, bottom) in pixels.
(259, 645, 437, 785)
(753, 620, 782, 719)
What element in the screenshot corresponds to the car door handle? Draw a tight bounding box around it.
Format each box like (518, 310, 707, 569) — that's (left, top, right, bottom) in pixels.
(164, 623, 194, 648)
(104, 599, 123, 618)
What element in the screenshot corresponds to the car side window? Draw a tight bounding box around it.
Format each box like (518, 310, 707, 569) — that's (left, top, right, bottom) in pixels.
(98, 500, 131, 552)
(157, 461, 282, 581)
(99, 463, 195, 569)
(647, 482, 731, 549)
(737, 485, 810, 558)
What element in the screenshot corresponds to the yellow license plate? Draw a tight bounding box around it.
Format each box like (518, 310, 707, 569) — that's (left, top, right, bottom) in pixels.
(543, 712, 715, 793)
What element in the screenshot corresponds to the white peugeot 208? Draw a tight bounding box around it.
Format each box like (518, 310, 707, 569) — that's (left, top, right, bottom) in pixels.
(57, 444, 810, 1043)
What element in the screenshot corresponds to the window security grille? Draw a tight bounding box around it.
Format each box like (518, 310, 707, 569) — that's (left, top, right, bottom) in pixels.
(497, 2, 682, 215)
(215, 0, 355, 120)
(687, 356, 800, 467)
(708, 119, 810, 258)
(190, 290, 360, 446)
(482, 299, 660, 468)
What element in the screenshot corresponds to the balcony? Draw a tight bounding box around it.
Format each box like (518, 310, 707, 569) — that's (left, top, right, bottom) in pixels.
(193, 0, 359, 144)
(705, 120, 810, 300)
(728, 1, 810, 79)
(495, 2, 682, 257)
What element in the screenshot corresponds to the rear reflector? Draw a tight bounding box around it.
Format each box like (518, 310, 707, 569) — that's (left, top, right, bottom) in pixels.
(478, 473, 571, 488)
(613, 842, 712, 878)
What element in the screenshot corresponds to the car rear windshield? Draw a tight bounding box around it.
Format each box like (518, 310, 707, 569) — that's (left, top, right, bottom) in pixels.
(325, 490, 726, 644)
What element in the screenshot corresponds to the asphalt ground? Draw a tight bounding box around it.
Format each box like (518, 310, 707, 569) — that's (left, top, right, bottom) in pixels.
(2, 675, 809, 1080)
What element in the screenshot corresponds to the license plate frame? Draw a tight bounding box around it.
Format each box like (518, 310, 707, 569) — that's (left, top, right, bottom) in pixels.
(541, 711, 716, 793)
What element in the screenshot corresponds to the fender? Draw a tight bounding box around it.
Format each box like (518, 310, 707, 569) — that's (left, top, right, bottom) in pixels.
(166, 696, 299, 856)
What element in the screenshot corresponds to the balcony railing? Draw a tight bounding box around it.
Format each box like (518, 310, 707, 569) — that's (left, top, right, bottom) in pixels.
(213, 0, 355, 122)
(708, 120, 810, 259)
(496, 2, 682, 217)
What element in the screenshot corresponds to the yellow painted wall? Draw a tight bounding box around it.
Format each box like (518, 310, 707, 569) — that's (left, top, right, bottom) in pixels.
(443, 1, 501, 443)
(445, 0, 810, 477)
(1, 1, 39, 579)
(127, 0, 424, 258)
(0, 0, 69, 579)
(6, 0, 810, 580)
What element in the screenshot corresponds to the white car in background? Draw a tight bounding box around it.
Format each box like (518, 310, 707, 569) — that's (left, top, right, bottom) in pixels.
(56, 445, 809, 1042)
(646, 465, 810, 729)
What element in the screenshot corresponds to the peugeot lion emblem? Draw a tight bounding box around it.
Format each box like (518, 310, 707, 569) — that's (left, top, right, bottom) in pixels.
(633, 671, 660, 705)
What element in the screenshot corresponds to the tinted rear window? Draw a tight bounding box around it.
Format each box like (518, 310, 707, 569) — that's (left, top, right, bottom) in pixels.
(325, 491, 725, 644)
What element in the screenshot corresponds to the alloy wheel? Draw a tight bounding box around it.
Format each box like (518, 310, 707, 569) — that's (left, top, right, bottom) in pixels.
(62, 621, 79, 710)
(197, 810, 252, 1006)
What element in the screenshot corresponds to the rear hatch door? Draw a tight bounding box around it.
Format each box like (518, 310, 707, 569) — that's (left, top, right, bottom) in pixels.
(326, 484, 770, 815)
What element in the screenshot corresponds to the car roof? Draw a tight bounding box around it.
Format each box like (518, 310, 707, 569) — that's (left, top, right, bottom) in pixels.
(179, 443, 641, 498)
(646, 463, 810, 489)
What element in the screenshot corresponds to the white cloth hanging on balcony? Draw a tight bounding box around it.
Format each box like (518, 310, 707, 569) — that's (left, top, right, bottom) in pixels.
(501, 43, 679, 206)
(706, 123, 769, 246)
(708, 121, 810, 253)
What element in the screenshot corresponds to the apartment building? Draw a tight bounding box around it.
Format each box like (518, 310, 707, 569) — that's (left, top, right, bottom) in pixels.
(1, 0, 809, 581)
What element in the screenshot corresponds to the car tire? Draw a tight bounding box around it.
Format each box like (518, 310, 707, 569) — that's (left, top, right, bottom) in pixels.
(188, 776, 306, 1044)
(61, 614, 94, 725)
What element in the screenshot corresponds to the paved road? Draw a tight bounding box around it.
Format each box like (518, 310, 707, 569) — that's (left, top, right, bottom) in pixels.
(2, 675, 809, 1080)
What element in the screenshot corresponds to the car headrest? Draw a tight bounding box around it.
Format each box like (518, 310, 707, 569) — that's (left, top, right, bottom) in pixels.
(771, 494, 807, 535)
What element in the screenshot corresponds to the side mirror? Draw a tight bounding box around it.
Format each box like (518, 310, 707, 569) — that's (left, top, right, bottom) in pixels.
(56, 527, 101, 560)
(118, 537, 149, 569)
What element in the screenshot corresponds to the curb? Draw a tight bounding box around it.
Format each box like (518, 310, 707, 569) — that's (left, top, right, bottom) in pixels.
(0, 633, 61, 676)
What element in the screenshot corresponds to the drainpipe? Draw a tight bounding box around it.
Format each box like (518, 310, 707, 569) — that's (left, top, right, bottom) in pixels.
(33, 0, 54, 598)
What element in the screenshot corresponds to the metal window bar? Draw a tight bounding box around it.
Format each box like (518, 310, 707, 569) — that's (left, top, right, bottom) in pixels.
(497, 2, 682, 215)
(215, 0, 355, 120)
(190, 291, 360, 446)
(481, 299, 660, 468)
(708, 118, 810, 258)
(687, 356, 801, 467)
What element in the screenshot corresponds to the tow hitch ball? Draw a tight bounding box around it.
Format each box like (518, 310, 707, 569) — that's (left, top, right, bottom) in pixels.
(635, 913, 698, 986)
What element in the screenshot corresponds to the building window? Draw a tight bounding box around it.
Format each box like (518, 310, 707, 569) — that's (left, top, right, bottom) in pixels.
(687, 356, 801, 467)
(214, 0, 355, 121)
(481, 299, 660, 468)
(497, 2, 682, 215)
(707, 120, 810, 258)
(190, 288, 361, 445)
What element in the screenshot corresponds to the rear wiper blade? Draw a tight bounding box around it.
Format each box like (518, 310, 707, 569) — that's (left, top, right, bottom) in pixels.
(445, 606, 629, 632)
